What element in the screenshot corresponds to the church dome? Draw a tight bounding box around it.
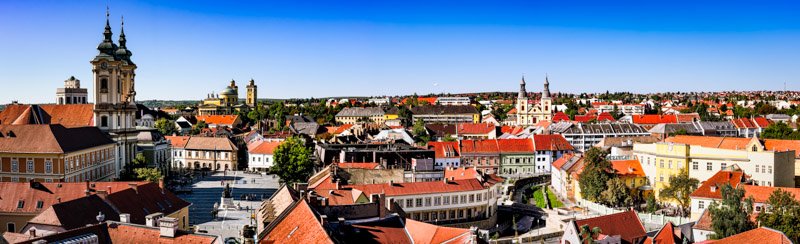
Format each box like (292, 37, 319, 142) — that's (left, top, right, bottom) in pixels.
(220, 87, 237, 96)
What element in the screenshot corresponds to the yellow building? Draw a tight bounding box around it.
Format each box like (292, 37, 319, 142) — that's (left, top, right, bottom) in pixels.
(610, 159, 652, 199)
(632, 142, 689, 204)
(198, 79, 254, 116)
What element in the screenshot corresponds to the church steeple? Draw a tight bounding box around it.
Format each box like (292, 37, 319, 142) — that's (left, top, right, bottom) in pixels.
(518, 75, 527, 99)
(115, 15, 133, 63)
(96, 7, 117, 56)
(542, 74, 551, 99)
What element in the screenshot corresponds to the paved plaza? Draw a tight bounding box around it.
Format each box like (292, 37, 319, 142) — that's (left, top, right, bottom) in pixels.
(177, 171, 280, 240)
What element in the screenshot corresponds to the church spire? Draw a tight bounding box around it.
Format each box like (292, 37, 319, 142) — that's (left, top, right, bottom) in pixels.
(542, 74, 551, 99)
(518, 75, 527, 99)
(118, 16, 126, 47)
(96, 6, 117, 56)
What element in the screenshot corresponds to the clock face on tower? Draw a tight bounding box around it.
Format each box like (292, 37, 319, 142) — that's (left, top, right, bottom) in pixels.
(100, 62, 108, 69)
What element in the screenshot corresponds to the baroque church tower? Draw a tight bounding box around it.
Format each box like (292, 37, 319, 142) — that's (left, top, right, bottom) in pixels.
(91, 10, 138, 177)
(515, 75, 553, 126)
(246, 79, 257, 107)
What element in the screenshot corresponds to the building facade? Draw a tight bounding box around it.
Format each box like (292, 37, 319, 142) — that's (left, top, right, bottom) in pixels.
(515, 76, 553, 126)
(246, 79, 257, 107)
(168, 136, 238, 171)
(548, 122, 650, 152)
(411, 105, 480, 124)
(91, 13, 139, 177)
(55, 76, 88, 105)
(335, 107, 386, 125)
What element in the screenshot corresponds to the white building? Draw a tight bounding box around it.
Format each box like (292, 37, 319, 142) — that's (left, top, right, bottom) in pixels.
(437, 97, 471, 106)
(247, 140, 282, 172)
(548, 122, 650, 152)
(55, 76, 88, 105)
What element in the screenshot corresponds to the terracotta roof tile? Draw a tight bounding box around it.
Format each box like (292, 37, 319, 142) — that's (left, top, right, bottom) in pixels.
(632, 115, 678, 124)
(552, 112, 570, 122)
(764, 139, 800, 157)
(460, 139, 500, 154)
(650, 222, 679, 244)
(533, 134, 574, 151)
(496, 138, 535, 153)
(107, 222, 218, 244)
(689, 170, 746, 199)
(406, 219, 472, 243)
(444, 167, 480, 181)
(665, 135, 753, 151)
(711, 227, 792, 244)
(249, 141, 281, 155)
(337, 162, 381, 169)
(195, 115, 239, 126)
(427, 141, 460, 158)
(742, 185, 800, 203)
(0, 104, 94, 128)
(0, 181, 147, 214)
(574, 210, 646, 244)
(165, 135, 190, 148)
(261, 200, 333, 244)
(183, 136, 238, 151)
(349, 179, 486, 197)
(551, 153, 575, 170)
(457, 123, 496, 135)
(610, 159, 645, 177)
(0, 124, 113, 154)
(500, 126, 525, 135)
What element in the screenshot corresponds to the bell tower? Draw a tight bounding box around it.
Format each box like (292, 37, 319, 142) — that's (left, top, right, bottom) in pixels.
(91, 9, 138, 178)
(246, 79, 257, 107)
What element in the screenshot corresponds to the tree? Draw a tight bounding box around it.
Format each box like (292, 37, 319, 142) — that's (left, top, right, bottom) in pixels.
(600, 178, 633, 207)
(646, 194, 658, 213)
(757, 189, 800, 243)
(154, 118, 177, 136)
(659, 172, 699, 216)
(131, 153, 147, 168)
(578, 148, 615, 202)
(579, 224, 602, 244)
(134, 168, 162, 182)
(709, 184, 754, 239)
(412, 118, 429, 144)
(192, 120, 208, 135)
(761, 122, 800, 140)
(271, 137, 314, 184)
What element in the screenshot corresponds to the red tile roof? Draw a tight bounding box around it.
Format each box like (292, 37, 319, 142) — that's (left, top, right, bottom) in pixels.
(406, 219, 473, 243)
(650, 222, 679, 244)
(496, 138, 535, 153)
(349, 179, 486, 197)
(693, 209, 713, 231)
(457, 123, 496, 135)
(165, 135, 190, 148)
(195, 115, 239, 126)
(337, 162, 381, 169)
(249, 141, 282, 155)
(610, 159, 645, 177)
(597, 112, 616, 122)
(764, 139, 800, 157)
(731, 117, 770, 129)
(533, 134, 574, 151)
(574, 210, 647, 244)
(261, 200, 333, 244)
(107, 222, 218, 244)
(551, 153, 575, 170)
(742, 185, 800, 203)
(506, 107, 517, 115)
(500, 126, 525, 135)
(444, 167, 480, 181)
(325, 124, 354, 135)
(0, 104, 94, 128)
(0, 181, 147, 214)
(753, 117, 772, 128)
(632, 115, 677, 124)
(689, 170, 746, 199)
(0, 124, 114, 154)
(676, 113, 701, 123)
(460, 139, 500, 154)
(427, 141, 460, 158)
(552, 112, 570, 122)
(402, 97, 438, 105)
(710, 227, 792, 244)
(665, 135, 754, 151)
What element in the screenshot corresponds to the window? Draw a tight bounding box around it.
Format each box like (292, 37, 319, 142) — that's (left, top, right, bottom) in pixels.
(432, 212, 438, 221)
(434, 197, 441, 206)
(101, 116, 108, 127)
(706, 162, 712, 171)
(452, 196, 458, 204)
(460, 195, 467, 203)
(100, 78, 108, 92)
(768, 166, 773, 174)
(27, 160, 34, 173)
(668, 160, 672, 169)
(425, 197, 431, 207)
(406, 199, 413, 208)
(11, 159, 18, 172)
(17, 200, 24, 209)
(469, 194, 475, 203)
(721, 163, 727, 170)
(36, 200, 44, 209)
(45, 160, 52, 174)
(416, 198, 423, 207)
(756, 165, 760, 173)
(443, 196, 450, 205)
(450, 210, 456, 219)
(477, 193, 482, 202)
(659, 160, 664, 168)
(7, 223, 15, 233)
(699, 201, 705, 209)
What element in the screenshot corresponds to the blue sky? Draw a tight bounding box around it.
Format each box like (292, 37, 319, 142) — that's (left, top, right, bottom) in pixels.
(1, 1, 800, 103)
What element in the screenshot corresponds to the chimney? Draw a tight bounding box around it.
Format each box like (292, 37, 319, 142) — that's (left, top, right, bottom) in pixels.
(85, 181, 91, 196)
(158, 217, 178, 238)
(128, 183, 139, 194)
(145, 213, 164, 227)
(96, 190, 109, 200)
(320, 215, 328, 225)
(119, 213, 130, 223)
(158, 178, 165, 194)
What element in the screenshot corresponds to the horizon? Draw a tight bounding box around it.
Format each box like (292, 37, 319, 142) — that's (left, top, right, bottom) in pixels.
(2, 1, 800, 104)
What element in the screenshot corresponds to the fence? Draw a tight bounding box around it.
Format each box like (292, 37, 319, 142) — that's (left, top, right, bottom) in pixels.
(577, 199, 691, 227)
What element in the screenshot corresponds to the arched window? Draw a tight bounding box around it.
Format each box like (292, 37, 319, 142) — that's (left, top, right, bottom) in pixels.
(100, 79, 109, 92)
(752, 145, 758, 152)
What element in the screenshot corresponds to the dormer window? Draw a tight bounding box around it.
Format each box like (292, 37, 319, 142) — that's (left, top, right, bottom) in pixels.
(16, 200, 24, 209)
(36, 200, 43, 209)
